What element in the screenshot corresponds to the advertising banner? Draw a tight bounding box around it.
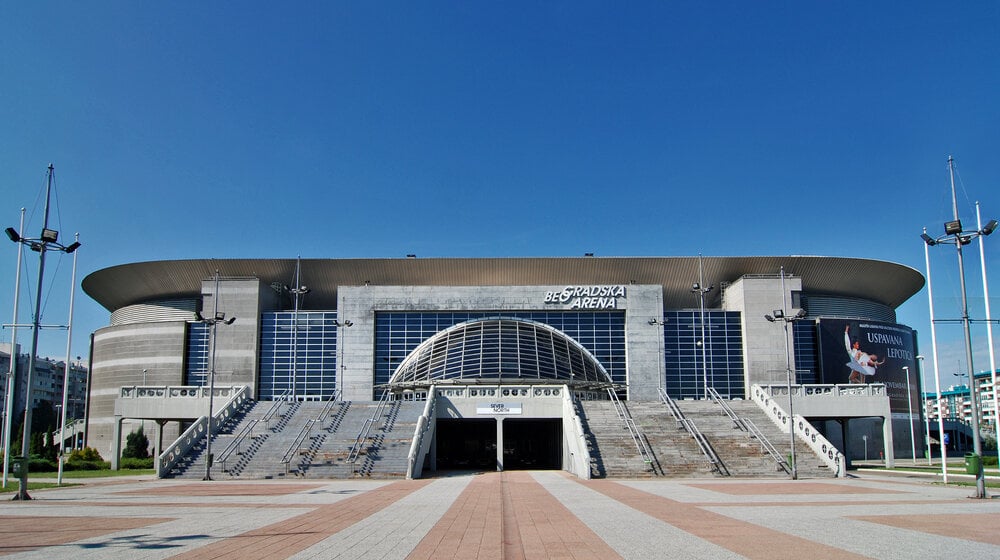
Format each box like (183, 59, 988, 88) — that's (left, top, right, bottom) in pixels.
(817, 318, 919, 412)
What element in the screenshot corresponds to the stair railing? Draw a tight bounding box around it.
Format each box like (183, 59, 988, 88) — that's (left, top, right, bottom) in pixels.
(658, 387, 729, 476)
(218, 419, 259, 473)
(605, 387, 658, 474)
(707, 387, 790, 475)
(347, 390, 392, 471)
(317, 389, 342, 422)
(407, 387, 437, 479)
(280, 419, 316, 474)
(261, 389, 290, 430)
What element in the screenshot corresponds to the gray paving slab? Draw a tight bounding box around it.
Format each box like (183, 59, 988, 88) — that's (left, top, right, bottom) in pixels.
(290, 475, 473, 560)
(531, 471, 744, 560)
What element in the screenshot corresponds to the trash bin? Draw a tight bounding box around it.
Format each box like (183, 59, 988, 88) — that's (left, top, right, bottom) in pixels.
(10, 456, 26, 477)
(965, 452, 981, 475)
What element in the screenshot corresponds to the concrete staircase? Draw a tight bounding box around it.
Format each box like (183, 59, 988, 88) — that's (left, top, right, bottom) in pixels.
(577, 401, 668, 478)
(675, 399, 832, 478)
(579, 399, 836, 479)
(300, 400, 424, 479)
(167, 399, 424, 479)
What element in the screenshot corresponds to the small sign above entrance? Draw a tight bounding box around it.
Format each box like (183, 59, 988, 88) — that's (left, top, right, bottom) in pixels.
(477, 402, 523, 415)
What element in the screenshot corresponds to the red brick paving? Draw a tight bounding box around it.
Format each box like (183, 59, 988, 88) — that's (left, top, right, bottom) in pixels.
(0, 515, 172, 556)
(582, 478, 868, 560)
(407, 473, 503, 559)
(168, 479, 431, 560)
(122, 483, 327, 497)
(409, 472, 620, 560)
(851, 512, 1000, 546)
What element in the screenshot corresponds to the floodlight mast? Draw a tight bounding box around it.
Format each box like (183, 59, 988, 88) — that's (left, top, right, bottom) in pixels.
(5, 165, 82, 501)
(920, 156, 996, 499)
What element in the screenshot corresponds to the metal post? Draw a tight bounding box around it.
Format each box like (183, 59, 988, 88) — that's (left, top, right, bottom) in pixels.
(2, 209, 25, 489)
(204, 270, 220, 481)
(924, 229, 948, 483)
(976, 202, 999, 466)
(947, 157, 986, 499)
(57, 233, 79, 485)
(780, 267, 797, 480)
(903, 366, 916, 463)
(16, 165, 57, 501)
(918, 355, 932, 465)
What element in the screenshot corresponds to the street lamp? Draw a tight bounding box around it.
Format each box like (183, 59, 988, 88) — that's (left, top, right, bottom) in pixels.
(5, 165, 81, 501)
(903, 365, 917, 464)
(920, 155, 995, 498)
(336, 319, 353, 398)
(763, 267, 807, 480)
(193, 270, 235, 481)
(691, 254, 714, 399)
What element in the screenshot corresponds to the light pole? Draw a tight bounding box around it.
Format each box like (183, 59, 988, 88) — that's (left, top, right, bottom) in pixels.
(691, 255, 714, 399)
(288, 257, 310, 400)
(57, 233, 80, 485)
(976, 202, 999, 467)
(5, 164, 81, 501)
(764, 267, 806, 480)
(336, 319, 353, 399)
(903, 365, 917, 464)
(193, 271, 235, 481)
(922, 227, 949, 482)
(920, 155, 997, 498)
(2, 208, 25, 490)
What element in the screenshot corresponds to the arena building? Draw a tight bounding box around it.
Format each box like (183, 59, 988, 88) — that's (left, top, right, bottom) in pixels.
(81, 256, 925, 477)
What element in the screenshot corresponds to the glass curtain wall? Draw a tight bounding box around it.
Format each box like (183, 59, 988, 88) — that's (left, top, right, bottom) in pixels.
(663, 310, 744, 399)
(185, 322, 210, 386)
(258, 311, 340, 400)
(374, 311, 626, 399)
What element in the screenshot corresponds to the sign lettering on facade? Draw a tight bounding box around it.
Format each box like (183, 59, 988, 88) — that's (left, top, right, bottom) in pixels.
(543, 285, 626, 309)
(476, 402, 523, 415)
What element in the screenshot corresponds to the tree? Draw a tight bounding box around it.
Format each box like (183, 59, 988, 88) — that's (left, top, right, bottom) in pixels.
(123, 425, 150, 459)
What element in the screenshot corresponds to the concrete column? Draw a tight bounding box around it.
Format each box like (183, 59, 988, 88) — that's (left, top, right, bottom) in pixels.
(153, 420, 166, 465)
(882, 415, 896, 468)
(496, 417, 504, 471)
(111, 416, 123, 470)
(840, 418, 851, 469)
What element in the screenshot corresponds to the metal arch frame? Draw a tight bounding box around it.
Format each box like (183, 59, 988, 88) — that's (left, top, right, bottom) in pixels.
(387, 316, 615, 388)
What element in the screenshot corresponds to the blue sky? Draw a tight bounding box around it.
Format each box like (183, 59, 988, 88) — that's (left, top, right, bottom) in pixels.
(2, 2, 998, 391)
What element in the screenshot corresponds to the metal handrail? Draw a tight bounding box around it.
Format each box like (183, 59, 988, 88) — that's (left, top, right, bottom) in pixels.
(606, 387, 657, 473)
(217, 420, 259, 472)
(280, 419, 316, 473)
(658, 387, 728, 476)
(261, 389, 290, 430)
(707, 387, 790, 474)
(317, 389, 342, 421)
(347, 390, 391, 468)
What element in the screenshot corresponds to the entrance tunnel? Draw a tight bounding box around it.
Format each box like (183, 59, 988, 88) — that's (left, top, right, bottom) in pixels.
(435, 418, 562, 471)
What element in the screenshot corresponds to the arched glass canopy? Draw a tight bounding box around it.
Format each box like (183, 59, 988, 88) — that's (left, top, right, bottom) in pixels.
(388, 317, 615, 389)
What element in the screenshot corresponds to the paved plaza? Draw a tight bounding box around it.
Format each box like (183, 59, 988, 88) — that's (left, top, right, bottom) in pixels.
(1, 471, 999, 559)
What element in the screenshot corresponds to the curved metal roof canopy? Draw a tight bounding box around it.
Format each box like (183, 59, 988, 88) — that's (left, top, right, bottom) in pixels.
(83, 256, 924, 313)
(388, 318, 614, 389)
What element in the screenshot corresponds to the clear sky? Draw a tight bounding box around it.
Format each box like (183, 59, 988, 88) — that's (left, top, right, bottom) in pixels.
(2, 2, 998, 392)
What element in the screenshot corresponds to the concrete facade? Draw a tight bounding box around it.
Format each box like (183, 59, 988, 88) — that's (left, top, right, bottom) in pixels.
(80, 256, 926, 461)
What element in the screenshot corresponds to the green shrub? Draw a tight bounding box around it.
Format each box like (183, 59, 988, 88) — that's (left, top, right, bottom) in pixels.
(63, 459, 111, 471)
(119, 457, 154, 469)
(983, 454, 998, 467)
(28, 456, 57, 472)
(68, 447, 104, 463)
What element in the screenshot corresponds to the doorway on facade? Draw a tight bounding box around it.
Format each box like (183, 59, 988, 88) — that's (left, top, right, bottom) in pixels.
(502, 418, 562, 470)
(436, 419, 497, 470)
